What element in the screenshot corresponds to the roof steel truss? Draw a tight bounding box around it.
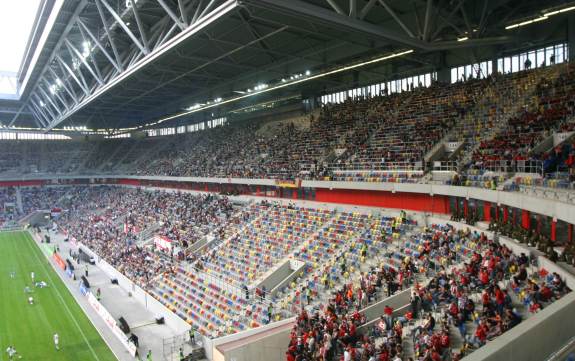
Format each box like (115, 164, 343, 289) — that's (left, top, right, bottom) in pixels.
(25, 0, 238, 130)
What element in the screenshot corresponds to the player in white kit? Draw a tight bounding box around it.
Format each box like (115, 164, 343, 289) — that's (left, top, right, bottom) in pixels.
(53, 333, 59, 351)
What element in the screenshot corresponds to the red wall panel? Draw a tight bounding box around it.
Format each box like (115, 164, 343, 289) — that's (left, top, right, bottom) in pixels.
(0, 180, 45, 187)
(314, 188, 450, 213)
(117, 179, 142, 186)
(483, 201, 491, 222)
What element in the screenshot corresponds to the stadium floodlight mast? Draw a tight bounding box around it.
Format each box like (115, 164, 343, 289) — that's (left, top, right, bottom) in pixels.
(141, 49, 414, 129)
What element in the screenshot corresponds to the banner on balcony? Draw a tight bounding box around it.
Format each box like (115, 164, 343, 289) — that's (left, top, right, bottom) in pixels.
(275, 179, 302, 188)
(154, 235, 172, 251)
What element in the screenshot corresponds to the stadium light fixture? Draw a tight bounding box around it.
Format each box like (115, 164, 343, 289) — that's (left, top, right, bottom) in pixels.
(505, 16, 548, 30)
(141, 49, 414, 128)
(505, 3, 575, 30)
(544, 5, 575, 16)
(457, 36, 469, 42)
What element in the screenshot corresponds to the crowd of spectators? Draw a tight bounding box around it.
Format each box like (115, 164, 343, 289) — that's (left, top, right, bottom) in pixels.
(470, 64, 575, 173)
(287, 223, 570, 361)
(53, 186, 237, 287)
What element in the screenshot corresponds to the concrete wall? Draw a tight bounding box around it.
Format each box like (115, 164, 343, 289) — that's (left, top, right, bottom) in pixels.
(255, 260, 296, 293)
(359, 288, 411, 323)
(462, 292, 575, 361)
(218, 323, 294, 361)
(207, 317, 296, 361)
(269, 260, 306, 298)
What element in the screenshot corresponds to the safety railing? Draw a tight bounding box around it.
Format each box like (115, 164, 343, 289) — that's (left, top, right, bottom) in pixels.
(327, 161, 425, 172)
(477, 159, 544, 174)
(430, 161, 458, 172)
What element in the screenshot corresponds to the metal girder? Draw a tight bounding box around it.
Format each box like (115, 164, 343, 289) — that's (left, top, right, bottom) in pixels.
(359, 0, 378, 20)
(94, 0, 125, 71)
(28, 104, 48, 128)
(179, 0, 189, 26)
(55, 55, 89, 95)
(156, 0, 186, 30)
(37, 83, 64, 115)
(18, 0, 238, 130)
(243, 0, 512, 51)
(423, 0, 433, 41)
(325, 0, 344, 15)
(349, 0, 357, 18)
(7, 103, 28, 127)
(98, 0, 149, 55)
(64, 39, 104, 86)
(42, 77, 70, 111)
(378, 0, 416, 38)
(48, 66, 78, 105)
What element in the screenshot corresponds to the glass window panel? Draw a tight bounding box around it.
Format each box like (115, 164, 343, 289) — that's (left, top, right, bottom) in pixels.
(546, 46, 555, 64)
(537, 49, 545, 66)
(528, 51, 536, 68)
(556, 45, 564, 63)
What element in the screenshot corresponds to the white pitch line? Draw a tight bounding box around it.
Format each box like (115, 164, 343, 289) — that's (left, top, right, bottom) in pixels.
(23, 233, 102, 361)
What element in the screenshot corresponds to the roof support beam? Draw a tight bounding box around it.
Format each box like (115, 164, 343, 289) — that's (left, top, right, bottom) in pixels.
(349, 0, 357, 18)
(42, 77, 70, 111)
(199, 0, 220, 20)
(7, 103, 28, 127)
(64, 39, 104, 86)
(423, 0, 433, 41)
(325, 0, 344, 15)
(192, 0, 205, 23)
(76, 19, 122, 73)
(37, 85, 63, 116)
(55, 55, 89, 95)
(156, 0, 186, 30)
(48, 66, 78, 105)
(359, 0, 378, 20)
(39, 0, 238, 130)
(98, 0, 149, 55)
(178, 0, 189, 26)
(94, 0, 124, 71)
(32, 93, 58, 120)
(28, 103, 48, 128)
(244, 0, 512, 51)
(378, 0, 416, 38)
(131, 0, 150, 52)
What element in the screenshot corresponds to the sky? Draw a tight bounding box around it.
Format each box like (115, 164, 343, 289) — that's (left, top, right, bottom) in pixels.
(0, 0, 42, 73)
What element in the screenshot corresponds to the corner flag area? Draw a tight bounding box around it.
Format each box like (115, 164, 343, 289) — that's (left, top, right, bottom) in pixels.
(0, 231, 117, 361)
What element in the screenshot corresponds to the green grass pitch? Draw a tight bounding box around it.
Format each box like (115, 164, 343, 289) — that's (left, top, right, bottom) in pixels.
(0, 231, 117, 361)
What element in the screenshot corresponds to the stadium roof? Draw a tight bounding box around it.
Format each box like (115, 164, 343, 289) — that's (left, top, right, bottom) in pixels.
(2, 0, 573, 131)
(0, 1, 42, 99)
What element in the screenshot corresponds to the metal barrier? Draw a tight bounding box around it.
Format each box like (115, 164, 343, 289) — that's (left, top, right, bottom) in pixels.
(480, 159, 544, 174)
(328, 160, 424, 172)
(431, 161, 458, 172)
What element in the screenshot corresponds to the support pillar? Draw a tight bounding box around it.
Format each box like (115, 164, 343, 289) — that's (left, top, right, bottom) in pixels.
(463, 198, 469, 218)
(483, 201, 491, 222)
(569, 14, 575, 61)
(521, 209, 530, 230)
(551, 217, 557, 242)
(503, 207, 509, 223)
(569, 224, 573, 244)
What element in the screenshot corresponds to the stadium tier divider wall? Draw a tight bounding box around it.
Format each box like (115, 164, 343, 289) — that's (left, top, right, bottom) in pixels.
(1, 175, 573, 229)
